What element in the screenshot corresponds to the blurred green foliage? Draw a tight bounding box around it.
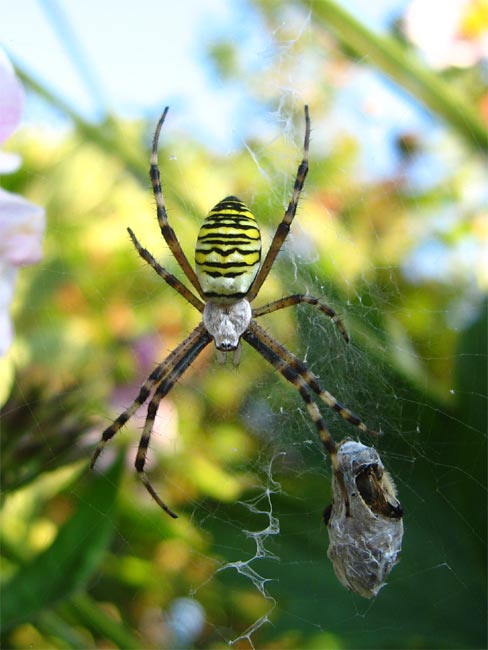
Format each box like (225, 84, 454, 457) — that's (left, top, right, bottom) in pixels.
(1, 2, 487, 648)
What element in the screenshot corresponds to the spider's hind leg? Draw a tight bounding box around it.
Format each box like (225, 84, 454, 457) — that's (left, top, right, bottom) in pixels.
(246, 321, 379, 437)
(132, 325, 212, 518)
(135, 384, 179, 519)
(243, 326, 352, 515)
(90, 363, 167, 469)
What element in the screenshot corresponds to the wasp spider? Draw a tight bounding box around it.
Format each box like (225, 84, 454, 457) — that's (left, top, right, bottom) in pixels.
(91, 106, 378, 518)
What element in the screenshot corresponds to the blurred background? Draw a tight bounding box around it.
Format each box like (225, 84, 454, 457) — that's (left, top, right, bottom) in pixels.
(0, 0, 487, 648)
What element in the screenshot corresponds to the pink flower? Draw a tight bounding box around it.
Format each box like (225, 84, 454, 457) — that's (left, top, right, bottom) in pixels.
(0, 48, 45, 355)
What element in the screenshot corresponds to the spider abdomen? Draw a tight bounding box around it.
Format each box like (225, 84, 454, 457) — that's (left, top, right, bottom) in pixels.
(195, 196, 261, 299)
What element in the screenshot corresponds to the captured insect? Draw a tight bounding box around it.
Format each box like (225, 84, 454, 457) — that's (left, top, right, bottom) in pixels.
(325, 440, 404, 598)
(90, 106, 403, 594)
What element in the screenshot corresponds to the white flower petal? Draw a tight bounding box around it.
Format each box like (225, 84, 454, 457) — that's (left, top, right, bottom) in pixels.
(0, 151, 22, 174)
(0, 311, 14, 356)
(0, 263, 17, 356)
(0, 188, 45, 266)
(0, 262, 17, 309)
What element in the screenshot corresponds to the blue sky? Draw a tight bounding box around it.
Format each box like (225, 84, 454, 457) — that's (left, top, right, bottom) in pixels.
(2, 0, 276, 146)
(0, 0, 413, 155)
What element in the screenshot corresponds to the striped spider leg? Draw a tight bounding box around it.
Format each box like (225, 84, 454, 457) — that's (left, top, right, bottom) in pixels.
(149, 107, 204, 298)
(91, 322, 211, 518)
(243, 321, 378, 517)
(92, 105, 380, 520)
(245, 103, 310, 301)
(252, 295, 350, 343)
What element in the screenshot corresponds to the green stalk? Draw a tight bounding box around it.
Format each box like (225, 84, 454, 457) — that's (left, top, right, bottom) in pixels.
(13, 59, 147, 178)
(307, 0, 488, 152)
(62, 595, 141, 650)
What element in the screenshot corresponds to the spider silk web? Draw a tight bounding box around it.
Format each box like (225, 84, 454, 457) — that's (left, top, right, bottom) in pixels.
(101, 82, 484, 649)
(146, 50, 484, 648)
(2, 6, 487, 650)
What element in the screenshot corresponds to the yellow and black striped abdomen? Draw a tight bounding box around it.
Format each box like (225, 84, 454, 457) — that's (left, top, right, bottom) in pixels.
(195, 196, 261, 299)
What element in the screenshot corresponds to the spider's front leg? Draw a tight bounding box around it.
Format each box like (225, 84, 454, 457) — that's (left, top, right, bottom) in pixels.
(149, 107, 204, 298)
(247, 105, 310, 301)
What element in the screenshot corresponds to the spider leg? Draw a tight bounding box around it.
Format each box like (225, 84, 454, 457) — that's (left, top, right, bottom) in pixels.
(247, 105, 310, 301)
(128, 227, 204, 312)
(242, 326, 352, 514)
(245, 321, 379, 436)
(135, 328, 213, 518)
(90, 323, 210, 469)
(252, 294, 349, 343)
(150, 108, 204, 299)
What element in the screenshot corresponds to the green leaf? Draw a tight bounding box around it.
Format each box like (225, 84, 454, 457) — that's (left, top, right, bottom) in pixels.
(0, 455, 123, 632)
